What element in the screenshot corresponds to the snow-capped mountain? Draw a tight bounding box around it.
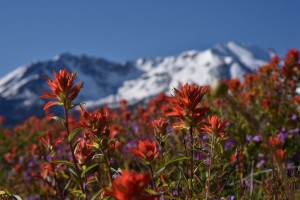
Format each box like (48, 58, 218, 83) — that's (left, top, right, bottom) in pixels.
(0, 42, 271, 124)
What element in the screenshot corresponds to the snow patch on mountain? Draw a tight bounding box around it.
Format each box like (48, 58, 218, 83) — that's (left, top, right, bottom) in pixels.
(0, 41, 271, 123)
(85, 42, 271, 108)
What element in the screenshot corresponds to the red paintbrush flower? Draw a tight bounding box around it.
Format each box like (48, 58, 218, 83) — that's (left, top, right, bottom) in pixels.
(202, 115, 228, 137)
(268, 136, 282, 148)
(166, 83, 209, 128)
(40, 163, 53, 179)
(41, 69, 83, 110)
(105, 170, 155, 200)
(39, 131, 64, 150)
(150, 117, 169, 136)
(74, 137, 94, 164)
(276, 149, 286, 160)
(130, 139, 159, 162)
(285, 49, 299, 66)
(79, 104, 110, 135)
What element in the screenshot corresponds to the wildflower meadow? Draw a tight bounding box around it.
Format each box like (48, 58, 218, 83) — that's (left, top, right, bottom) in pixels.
(1, 49, 300, 199)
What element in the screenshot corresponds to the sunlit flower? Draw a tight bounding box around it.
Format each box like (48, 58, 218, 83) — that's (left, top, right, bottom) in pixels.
(130, 139, 159, 162)
(41, 69, 83, 110)
(105, 170, 155, 200)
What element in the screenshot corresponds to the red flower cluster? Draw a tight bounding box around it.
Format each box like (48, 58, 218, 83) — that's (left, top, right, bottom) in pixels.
(79, 105, 110, 135)
(41, 69, 83, 110)
(166, 83, 209, 128)
(74, 137, 94, 164)
(202, 115, 228, 137)
(268, 136, 286, 160)
(39, 131, 64, 150)
(130, 139, 159, 162)
(105, 170, 155, 200)
(40, 163, 53, 179)
(268, 136, 282, 147)
(150, 117, 169, 136)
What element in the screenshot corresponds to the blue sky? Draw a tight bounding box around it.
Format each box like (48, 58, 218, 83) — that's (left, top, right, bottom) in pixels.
(0, 1, 299, 77)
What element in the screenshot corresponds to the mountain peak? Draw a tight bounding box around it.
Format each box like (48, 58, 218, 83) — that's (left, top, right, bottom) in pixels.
(0, 42, 271, 124)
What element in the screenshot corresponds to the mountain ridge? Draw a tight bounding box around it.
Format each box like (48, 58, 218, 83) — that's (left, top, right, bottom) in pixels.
(0, 41, 271, 124)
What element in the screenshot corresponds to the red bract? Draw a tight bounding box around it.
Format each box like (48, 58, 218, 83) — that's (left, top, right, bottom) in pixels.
(79, 105, 110, 135)
(166, 83, 209, 127)
(41, 163, 53, 179)
(41, 69, 83, 110)
(106, 170, 155, 200)
(282, 49, 300, 78)
(230, 152, 245, 170)
(39, 131, 64, 150)
(268, 136, 282, 147)
(150, 117, 169, 135)
(276, 149, 286, 160)
(74, 137, 94, 164)
(202, 115, 228, 137)
(285, 49, 299, 66)
(130, 139, 159, 162)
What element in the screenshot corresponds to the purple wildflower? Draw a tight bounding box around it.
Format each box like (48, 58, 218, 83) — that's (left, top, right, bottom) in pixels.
(291, 114, 298, 121)
(252, 135, 262, 142)
(225, 138, 235, 150)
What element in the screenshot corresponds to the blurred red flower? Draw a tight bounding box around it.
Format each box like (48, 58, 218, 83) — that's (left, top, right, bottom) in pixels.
(268, 136, 282, 148)
(130, 139, 159, 162)
(74, 137, 94, 164)
(105, 170, 155, 200)
(41, 163, 53, 179)
(150, 117, 169, 136)
(202, 115, 228, 137)
(79, 104, 110, 135)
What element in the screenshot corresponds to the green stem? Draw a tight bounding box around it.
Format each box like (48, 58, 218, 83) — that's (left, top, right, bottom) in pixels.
(63, 105, 86, 199)
(189, 126, 194, 199)
(206, 134, 215, 200)
(149, 162, 158, 192)
(99, 145, 112, 185)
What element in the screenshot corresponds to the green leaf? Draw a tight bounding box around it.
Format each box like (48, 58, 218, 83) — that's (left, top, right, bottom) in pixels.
(52, 116, 66, 127)
(81, 163, 99, 178)
(70, 189, 82, 194)
(92, 143, 100, 149)
(110, 167, 122, 174)
(69, 168, 81, 188)
(50, 160, 75, 168)
(68, 127, 82, 142)
(156, 166, 166, 175)
(92, 153, 104, 159)
(165, 156, 189, 167)
(91, 189, 103, 200)
(163, 195, 181, 200)
(144, 189, 157, 195)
